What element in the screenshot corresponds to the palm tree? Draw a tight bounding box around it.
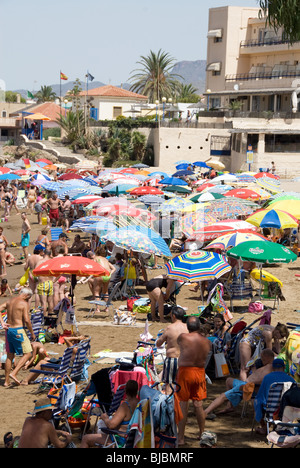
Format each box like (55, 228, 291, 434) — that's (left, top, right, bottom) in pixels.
(56, 110, 85, 144)
(176, 83, 200, 103)
(129, 49, 182, 103)
(34, 85, 57, 103)
(258, 0, 300, 44)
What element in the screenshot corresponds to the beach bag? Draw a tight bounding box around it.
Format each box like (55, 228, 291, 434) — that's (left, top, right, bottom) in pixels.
(214, 352, 230, 378)
(248, 301, 264, 314)
(113, 310, 136, 325)
(127, 296, 141, 311)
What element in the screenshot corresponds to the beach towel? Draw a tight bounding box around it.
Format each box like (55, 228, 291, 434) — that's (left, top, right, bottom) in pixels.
(279, 330, 300, 383)
(129, 398, 155, 448)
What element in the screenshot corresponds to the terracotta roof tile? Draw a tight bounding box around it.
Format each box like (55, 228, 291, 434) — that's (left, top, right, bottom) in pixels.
(28, 102, 65, 121)
(79, 85, 147, 100)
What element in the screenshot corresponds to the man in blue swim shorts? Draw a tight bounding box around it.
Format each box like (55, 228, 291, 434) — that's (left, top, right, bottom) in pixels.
(0, 288, 35, 386)
(21, 212, 31, 261)
(204, 349, 275, 417)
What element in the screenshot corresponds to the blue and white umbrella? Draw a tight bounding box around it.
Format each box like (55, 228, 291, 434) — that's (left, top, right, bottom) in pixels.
(158, 177, 188, 186)
(42, 182, 63, 191)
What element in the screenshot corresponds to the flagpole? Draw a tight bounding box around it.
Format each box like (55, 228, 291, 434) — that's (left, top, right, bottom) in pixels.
(60, 70, 62, 117)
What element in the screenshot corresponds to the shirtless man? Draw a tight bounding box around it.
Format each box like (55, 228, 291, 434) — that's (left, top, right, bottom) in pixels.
(47, 194, 61, 227)
(18, 397, 72, 448)
(176, 316, 211, 445)
(61, 195, 72, 230)
(50, 233, 68, 257)
(156, 306, 188, 394)
(25, 245, 46, 309)
(0, 288, 35, 386)
(69, 234, 86, 255)
(20, 212, 31, 261)
(204, 349, 275, 418)
(27, 185, 37, 215)
(35, 249, 54, 316)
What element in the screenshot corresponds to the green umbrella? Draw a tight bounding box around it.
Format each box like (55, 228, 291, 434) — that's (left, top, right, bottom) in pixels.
(227, 240, 297, 264)
(163, 185, 192, 194)
(189, 192, 225, 203)
(227, 240, 297, 299)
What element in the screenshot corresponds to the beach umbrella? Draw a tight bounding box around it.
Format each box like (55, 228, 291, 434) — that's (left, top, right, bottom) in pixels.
(189, 192, 225, 203)
(172, 170, 194, 177)
(205, 231, 269, 251)
(123, 225, 172, 257)
(0, 173, 21, 180)
(147, 171, 168, 179)
(102, 183, 138, 194)
(257, 178, 282, 194)
(25, 113, 51, 121)
(162, 185, 192, 194)
(211, 174, 238, 184)
(139, 195, 165, 206)
(158, 177, 188, 186)
(196, 182, 215, 192)
(202, 184, 234, 194)
(33, 256, 110, 305)
(165, 250, 232, 282)
(175, 160, 190, 165)
(234, 174, 257, 183)
(131, 163, 149, 169)
(193, 161, 211, 168)
(268, 200, 300, 219)
(246, 209, 299, 229)
(203, 199, 257, 220)
(206, 160, 225, 170)
(224, 188, 261, 201)
(36, 158, 53, 165)
(71, 195, 103, 205)
(82, 220, 117, 235)
(43, 164, 58, 171)
(254, 172, 279, 180)
(227, 241, 297, 264)
(128, 186, 164, 196)
(186, 220, 258, 243)
(101, 228, 165, 256)
(247, 186, 272, 200)
(58, 173, 83, 181)
(157, 197, 193, 214)
(269, 193, 300, 204)
(41, 181, 63, 191)
(0, 167, 11, 174)
(175, 163, 189, 170)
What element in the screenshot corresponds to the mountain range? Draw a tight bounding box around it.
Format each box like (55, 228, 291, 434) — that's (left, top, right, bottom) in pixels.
(14, 60, 207, 98)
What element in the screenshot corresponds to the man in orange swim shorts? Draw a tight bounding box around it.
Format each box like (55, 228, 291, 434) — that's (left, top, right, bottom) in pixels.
(177, 316, 211, 445)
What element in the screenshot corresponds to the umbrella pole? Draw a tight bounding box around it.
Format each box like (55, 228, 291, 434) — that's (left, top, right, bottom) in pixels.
(258, 263, 263, 300)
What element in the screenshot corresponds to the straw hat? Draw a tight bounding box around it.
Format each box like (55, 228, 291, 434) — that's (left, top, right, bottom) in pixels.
(33, 398, 55, 415)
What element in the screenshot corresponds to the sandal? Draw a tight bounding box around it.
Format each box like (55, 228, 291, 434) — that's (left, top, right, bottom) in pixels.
(4, 432, 13, 448)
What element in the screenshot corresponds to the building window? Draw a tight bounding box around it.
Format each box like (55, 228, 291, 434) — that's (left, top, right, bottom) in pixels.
(1, 111, 7, 118)
(214, 36, 222, 43)
(212, 70, 221, 76)
(113, 107, 122, 118)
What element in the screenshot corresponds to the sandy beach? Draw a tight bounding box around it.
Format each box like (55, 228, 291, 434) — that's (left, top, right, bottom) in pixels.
(0, 179, 300, 449)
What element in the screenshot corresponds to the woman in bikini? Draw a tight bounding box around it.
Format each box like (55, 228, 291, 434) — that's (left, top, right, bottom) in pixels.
(80, 380, 139, 448)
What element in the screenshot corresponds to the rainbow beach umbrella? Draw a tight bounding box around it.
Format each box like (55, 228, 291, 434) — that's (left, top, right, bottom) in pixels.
(165, 250, 232, 281)
(246, 209, 298, 229)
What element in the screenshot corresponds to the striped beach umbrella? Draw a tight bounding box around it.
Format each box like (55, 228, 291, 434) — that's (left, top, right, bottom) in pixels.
(165, 250, 232, 281)
(246, 209, 298, 229)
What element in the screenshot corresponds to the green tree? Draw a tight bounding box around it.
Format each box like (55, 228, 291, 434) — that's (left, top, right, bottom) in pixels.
(34, 85, 57, 103)
(131, 130, 146, 161)
(5, 91, 26, 103)
(258, 0, 300, 44)
(129, 49, 182, 103)
(176, 83, 200, 103)
(56, 109, 85, 144)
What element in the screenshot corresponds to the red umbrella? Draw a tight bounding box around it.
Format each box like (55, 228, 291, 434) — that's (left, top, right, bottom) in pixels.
(36, 158, 53, 164)
(254, 172, 279, 180)
(186, 221, 257, 243)
(72, 196, 102, 205)
(58, 173, 83, 180)
(0, 167, 11, 174)
(33, 256, 110, 304)
(196, 183, 215, 192)
(119, 168, 139, 174)
(129, 186, 164, 196)
(224, 188, 260, 201)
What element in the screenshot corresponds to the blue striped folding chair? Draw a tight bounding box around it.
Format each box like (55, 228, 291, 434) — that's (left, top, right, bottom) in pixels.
(264, 382, 294, 436)
(69, 338, 91, 383)
(26, 309, 44, 341)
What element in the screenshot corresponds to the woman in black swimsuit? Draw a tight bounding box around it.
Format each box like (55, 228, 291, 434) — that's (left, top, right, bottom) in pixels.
(146, 275, 175, 323)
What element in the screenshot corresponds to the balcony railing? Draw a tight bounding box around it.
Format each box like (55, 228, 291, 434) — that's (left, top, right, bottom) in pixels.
(226, 70, 300, 82)
(240, 37, 297, 48)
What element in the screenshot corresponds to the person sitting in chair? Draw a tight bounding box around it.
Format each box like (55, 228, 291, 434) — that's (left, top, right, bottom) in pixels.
(80, 380, 139, 448)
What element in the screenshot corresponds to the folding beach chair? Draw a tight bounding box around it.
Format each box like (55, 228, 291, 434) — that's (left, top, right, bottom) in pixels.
(50, 227, 63, 240)
(87, 282, 122, 318)
(26, 309, 45, 341)
(68, 338, 91, 383)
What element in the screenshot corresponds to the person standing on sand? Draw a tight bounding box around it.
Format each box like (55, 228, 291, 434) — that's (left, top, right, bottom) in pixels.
(176, 316, 211, 446)
(46, 193, 61, 227)
(20, 212, 31, 261)
(156, 306, 188, 394)
(0, 288, 35, 387)
(25, 245, 46, 309)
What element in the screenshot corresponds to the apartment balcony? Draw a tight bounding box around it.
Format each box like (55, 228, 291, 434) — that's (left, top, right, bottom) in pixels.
(240, 37, 300, 55)
(225, 67, 300, 91)
(0, 117, 22, 128)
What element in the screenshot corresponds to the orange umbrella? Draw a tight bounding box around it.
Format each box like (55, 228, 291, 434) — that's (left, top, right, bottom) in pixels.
(25, 113, 51, 121)
(43, 164, 57, 171)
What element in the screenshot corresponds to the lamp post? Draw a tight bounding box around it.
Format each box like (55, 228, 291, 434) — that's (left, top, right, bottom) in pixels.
(168, 97, 172, 119)
(206, 89, 211, 111)
(162, 96, 167, 121)
(64, 99, 68, 118)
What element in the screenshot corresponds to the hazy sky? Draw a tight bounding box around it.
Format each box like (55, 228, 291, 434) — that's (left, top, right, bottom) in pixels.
(0, 0, 258, 91)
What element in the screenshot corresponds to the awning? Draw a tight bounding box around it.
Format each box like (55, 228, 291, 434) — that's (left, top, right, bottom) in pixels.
(203, 87, 295, 96)
(207, 29, 223, 38)
(206, 62, 222, 72)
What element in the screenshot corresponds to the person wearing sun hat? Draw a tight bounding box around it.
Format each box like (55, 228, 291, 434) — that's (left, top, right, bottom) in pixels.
(254, 358, 296, 435)
(17, 397, 73, 448)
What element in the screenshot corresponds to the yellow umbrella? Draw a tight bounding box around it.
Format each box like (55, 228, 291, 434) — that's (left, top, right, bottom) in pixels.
(25, 113, 51, 121)
(207, 160, 225, 170)
(269, 200, 300, 220)
(248, 186, 272, 200)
